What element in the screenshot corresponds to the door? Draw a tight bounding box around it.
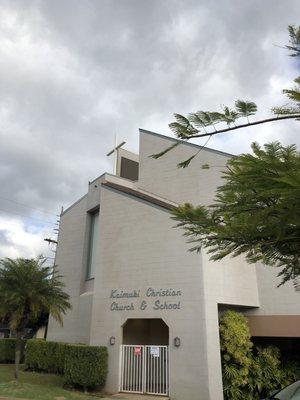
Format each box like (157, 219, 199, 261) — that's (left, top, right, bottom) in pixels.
(119, 345, 169, 396)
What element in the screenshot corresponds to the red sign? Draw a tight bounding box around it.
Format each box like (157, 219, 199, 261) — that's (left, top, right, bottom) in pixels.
(134, 346, 141, 356)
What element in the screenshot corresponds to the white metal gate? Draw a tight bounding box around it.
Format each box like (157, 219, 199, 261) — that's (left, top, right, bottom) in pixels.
(119, 345, 169, 396)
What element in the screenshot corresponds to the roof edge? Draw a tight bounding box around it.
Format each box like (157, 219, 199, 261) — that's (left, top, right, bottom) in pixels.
(139, 128, 234, 158)
(101, 181, 176, 211)
(61, 193, 88, 216)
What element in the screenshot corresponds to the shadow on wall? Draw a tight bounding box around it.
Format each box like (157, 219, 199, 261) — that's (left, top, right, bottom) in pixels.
(122, 318, 169, 345)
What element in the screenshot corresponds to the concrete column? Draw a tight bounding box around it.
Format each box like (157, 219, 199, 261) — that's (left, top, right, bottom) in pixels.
(205, 301, 224, 400)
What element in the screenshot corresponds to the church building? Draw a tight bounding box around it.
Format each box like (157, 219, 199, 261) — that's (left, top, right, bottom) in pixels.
(47, 129, 300, 400)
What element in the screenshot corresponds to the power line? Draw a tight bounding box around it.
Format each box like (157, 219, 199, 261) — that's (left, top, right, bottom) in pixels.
(0, 220, 55, 238)
(0, 220, 49, 231)
(0, 208, 57, 226)
(0, 196, 58, 217)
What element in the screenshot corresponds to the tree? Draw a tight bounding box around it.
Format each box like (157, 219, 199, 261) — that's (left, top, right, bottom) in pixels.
(151, 25, 300, 165)
(285, 25, 300, 57)
(152, 26, 300, 284)
(0, 257, 71, 380)
(172, 142, 300, 285)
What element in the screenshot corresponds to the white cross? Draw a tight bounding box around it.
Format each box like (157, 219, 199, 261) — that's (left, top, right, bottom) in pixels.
(106, 133, 126, 175)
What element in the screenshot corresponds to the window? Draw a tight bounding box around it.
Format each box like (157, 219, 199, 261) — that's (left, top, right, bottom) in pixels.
(86, 211, 99, 279)
(120, 157, 139, 181)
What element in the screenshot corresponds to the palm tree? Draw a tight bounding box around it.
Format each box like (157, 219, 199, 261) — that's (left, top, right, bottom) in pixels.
(0, 257, 71, 380)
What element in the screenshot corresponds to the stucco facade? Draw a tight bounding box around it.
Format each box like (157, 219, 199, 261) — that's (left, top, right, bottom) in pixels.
(47, 129, 300, 400)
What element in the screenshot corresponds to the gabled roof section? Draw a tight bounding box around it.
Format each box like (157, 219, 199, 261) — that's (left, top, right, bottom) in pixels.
(139, 128, 234, 158)
(61, 193, 87, 216)
(101, 180, 176, 211)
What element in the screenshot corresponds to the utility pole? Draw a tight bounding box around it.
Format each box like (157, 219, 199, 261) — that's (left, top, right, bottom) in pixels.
(44, 238, 57, 245)
(44, 206, 62, 258)
(43, 206, 63, 340)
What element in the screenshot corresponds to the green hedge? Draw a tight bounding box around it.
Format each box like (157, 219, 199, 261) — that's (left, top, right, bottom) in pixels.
(25, 340, 108, 389)
(0, 339, 26, 363)
(25, 339, 67, 374)
(64, 345, 108, 390)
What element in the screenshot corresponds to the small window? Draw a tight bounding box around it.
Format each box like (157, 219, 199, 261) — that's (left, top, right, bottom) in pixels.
(120, 157, 139, 181)
(86, 211, 99, 279)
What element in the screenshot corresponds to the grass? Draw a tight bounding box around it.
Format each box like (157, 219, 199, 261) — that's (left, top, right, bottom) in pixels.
(0, 364, 102, 400)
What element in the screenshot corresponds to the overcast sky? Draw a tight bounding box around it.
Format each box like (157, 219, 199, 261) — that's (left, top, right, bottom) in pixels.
(0, 0, 299, 259)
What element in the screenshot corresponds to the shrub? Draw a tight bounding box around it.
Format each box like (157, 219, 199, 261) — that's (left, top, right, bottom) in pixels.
(220, 311, 300, 400)
(219, 311, 253, 400)
(64, 344, 108, 390)
(249, 346, 284, 398)
(0, 338, 26, 363)
(281, 359, 300, 387)
(25, 339, 67, 374)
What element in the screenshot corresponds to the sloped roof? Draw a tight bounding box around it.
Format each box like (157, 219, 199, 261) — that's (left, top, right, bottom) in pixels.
(139, 128, 234, 158)
(101, 180, 175, 211)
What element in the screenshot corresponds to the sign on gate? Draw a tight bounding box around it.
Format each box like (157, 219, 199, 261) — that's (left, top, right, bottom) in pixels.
(119, 345, 169, 396)
(150, 346, 160, 357)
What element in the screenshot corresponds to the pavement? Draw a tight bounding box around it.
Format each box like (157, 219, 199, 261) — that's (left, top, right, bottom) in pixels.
(0, 394, 169, 400)
(107, 395, 168, 400)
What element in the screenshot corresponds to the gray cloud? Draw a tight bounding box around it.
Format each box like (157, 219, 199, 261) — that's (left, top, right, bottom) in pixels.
(0, 230, 13, 247)
(0, 0, 299, 256)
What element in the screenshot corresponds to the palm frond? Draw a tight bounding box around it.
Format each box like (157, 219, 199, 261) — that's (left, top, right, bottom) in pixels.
(177, 154, 196, 168)
(198, 111, 221, 126)
(220, 106, 240, 126)
(169, 113, 198, 138)
(235, 100, 258, 121)
(201, 164, 210, 169)
(188, 112, 207, 130)
(283, 84, 300, 103)
(286, 25, 300, 57)
(150, 142, 179, 159)
(272, 106, 300, 115)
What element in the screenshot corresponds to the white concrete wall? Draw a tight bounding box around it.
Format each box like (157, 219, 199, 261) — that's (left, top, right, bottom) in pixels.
(47, 195, 93, 344)
(138, 129, 230, 206)
(246, 264, 300, 316)
(89, 185, 210, 400)
(47, 129, 299, 400)
(200, 253, 259, 400)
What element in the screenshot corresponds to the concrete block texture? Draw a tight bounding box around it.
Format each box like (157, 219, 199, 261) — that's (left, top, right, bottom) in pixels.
(47, 194, 93, 344)
(47, 129, 299, 400)
(89, 185, 210, 399)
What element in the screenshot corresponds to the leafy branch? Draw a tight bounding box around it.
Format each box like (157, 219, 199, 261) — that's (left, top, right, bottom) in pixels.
(171, 112, 300, 140)
(150, 25, 300, 168)
(285, 25, 300, 57)
(150, 112, 300, 167)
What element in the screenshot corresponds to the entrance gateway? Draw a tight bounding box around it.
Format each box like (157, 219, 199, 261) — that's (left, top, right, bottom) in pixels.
(119, 345, 169, 396)
(119, 318, 170, 396)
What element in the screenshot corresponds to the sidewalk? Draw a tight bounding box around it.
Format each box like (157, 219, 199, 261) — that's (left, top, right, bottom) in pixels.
(107, 395, 169, 400)
(0, 394, 169, 400)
